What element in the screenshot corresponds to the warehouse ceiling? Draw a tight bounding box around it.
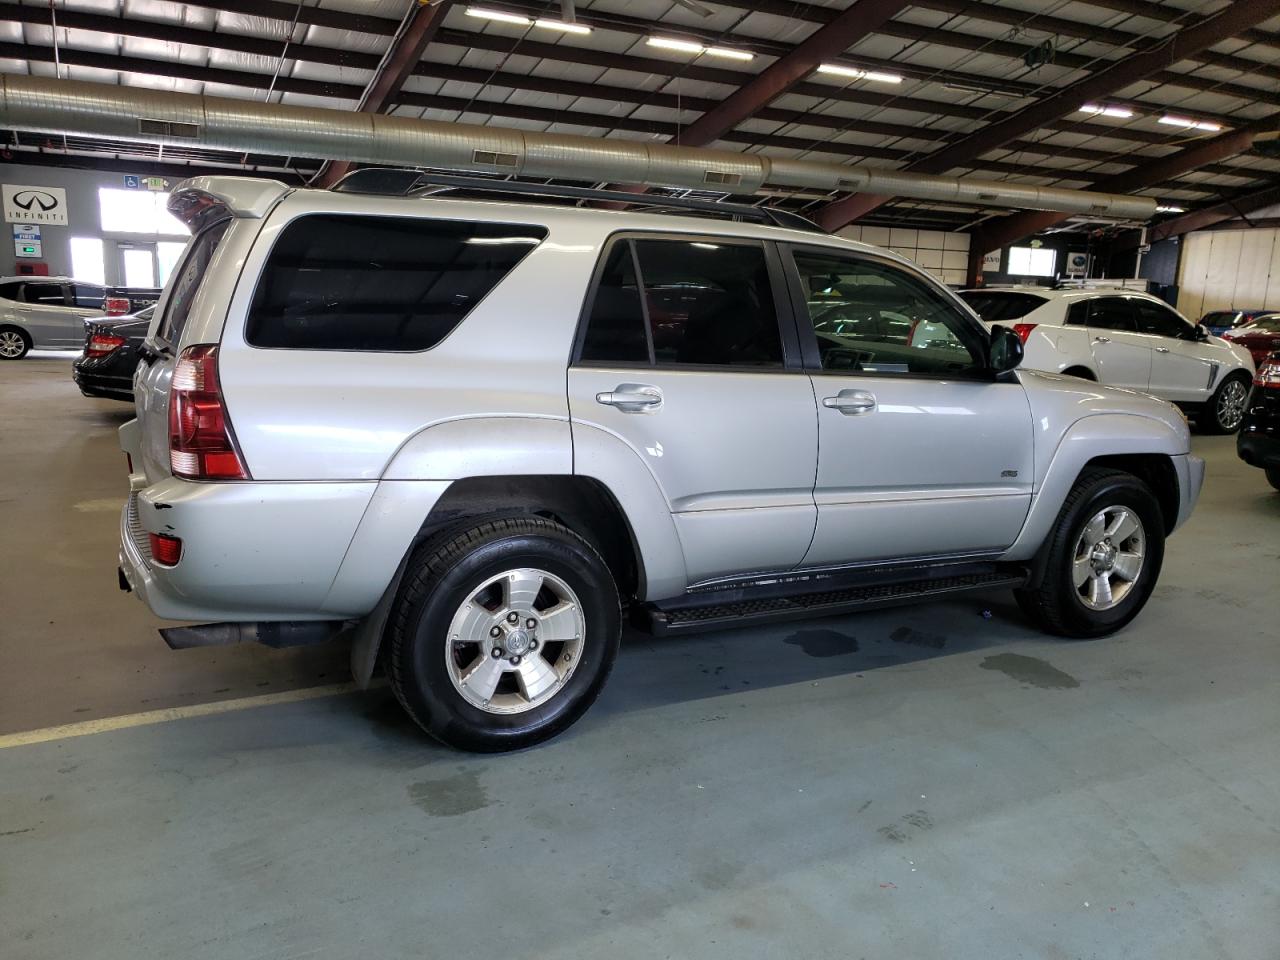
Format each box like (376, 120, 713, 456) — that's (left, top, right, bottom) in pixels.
(2, 0, 1280, 233)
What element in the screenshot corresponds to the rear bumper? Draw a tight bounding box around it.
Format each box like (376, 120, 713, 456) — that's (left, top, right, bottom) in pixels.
(74, 369, 134, 400)
(1237, 432, 1280, 469)
(119, 476, 379, 622)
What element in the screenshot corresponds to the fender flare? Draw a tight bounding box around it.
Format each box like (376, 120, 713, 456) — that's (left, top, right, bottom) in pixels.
(1004, 413, 1186, 561)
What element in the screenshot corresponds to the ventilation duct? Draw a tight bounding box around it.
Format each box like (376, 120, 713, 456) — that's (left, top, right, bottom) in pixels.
(0, 75, 1159, 221)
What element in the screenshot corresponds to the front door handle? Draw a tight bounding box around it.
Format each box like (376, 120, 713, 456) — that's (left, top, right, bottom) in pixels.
(596, 384, 662, 412)
(822, 389, 877, 415)
(1155, 346, 1170, 353)
(1093, 336, 1111, 343)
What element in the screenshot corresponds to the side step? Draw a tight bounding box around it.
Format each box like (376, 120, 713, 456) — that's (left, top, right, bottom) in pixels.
(638, 564, 1028, 637)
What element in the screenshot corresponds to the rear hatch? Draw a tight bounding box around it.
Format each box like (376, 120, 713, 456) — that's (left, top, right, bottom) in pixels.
(131, 178, 289, 484)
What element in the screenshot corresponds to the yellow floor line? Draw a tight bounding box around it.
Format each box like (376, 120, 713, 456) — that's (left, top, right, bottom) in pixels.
(0, 681, 372, 750)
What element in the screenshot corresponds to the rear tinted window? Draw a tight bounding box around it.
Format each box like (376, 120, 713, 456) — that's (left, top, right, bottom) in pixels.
(246, 214, 547, 351)
(957, 291, 1047, 323)
(1201, 311, 1240, 328)
(21, 282, 66, 306)
(0, 282, 21, 301)
(159, 221, 229, 344)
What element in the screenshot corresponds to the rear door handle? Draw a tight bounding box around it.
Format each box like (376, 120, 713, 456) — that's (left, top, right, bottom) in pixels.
(1155, 347, 1170, 353)
(1093, 336, 1111, 343)
(596, 384, 662, 412)
(822, 389, 877, 415)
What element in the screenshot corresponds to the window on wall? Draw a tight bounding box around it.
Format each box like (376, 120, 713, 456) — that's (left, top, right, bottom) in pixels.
(1006, 246, 1057, 277)
(98, 188, 188, 237)
(69, 237, 106, 285)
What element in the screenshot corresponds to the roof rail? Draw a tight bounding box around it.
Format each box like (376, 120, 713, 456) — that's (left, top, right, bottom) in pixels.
(330, 167, 825, 233)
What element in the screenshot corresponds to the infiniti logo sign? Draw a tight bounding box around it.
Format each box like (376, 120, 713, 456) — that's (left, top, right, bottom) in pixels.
(13, 190, 59, 212)
(3, 183, 69, 225)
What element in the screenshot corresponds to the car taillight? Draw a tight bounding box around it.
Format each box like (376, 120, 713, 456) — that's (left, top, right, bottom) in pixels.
(105, 297, 131, 316)
(149, 532, 183, 566)
(1254, 357, 1280, 389)
(85, 332, 126, 358)
(1012, 322, 1038, 344)
(168, 344, 249, 480)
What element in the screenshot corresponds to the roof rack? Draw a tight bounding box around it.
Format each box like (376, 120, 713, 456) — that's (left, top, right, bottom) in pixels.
(330, 167, 824, 234)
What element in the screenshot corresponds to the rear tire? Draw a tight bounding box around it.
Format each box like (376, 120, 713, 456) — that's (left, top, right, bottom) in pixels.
(1202, 373, 1251, 434)
(386, 517, 621, 752)
(0, 327, 31, 360)
(1266, 467, 1280, 492)
(1015, 469, 1164, 639)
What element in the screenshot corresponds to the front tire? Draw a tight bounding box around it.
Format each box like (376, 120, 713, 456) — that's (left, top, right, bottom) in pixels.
(0, 327, 31, 360)
(1015, 469, 1165, 638)
(386, 517, 621, 752)
(1203, 373, 1251, 434)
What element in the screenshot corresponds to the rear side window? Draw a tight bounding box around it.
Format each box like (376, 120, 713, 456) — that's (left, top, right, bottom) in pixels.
(0, 282, 21, 301)
(21, 282, 67, 306)
(1086, 297, 1137, 332)
(246, 214, 547, 351)
(71, 284, 105, 309)
(158, 221, 229, 345)
(578, 236, 783, 368)
(956, 291, 1046, 323)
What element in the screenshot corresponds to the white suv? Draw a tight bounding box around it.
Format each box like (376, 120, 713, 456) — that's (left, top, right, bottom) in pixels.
(117, 173, 1204, 751)
(958, 287, 1256, 433)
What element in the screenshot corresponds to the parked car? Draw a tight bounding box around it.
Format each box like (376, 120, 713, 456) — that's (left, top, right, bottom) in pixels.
(1221, 312, 1280, 366)
(958, 286, 1256, 433)
(0, 277, 118, 358)
(1237, 353, 1280, 491)
(73, 305, 155, 402)
(1199, 308, 1275, 337)
(118, 175, 1204, 751)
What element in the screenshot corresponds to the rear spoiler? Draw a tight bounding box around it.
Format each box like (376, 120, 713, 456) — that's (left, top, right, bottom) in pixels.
(167, 176, 290, 232)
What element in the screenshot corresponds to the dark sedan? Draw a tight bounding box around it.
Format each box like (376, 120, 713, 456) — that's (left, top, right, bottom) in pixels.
(72, 305, 154, 402)
(1237, 352, 1280, 491)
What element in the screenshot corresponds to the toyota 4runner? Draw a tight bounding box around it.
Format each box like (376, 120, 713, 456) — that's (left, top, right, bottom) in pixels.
(117, 174, 1204, 751)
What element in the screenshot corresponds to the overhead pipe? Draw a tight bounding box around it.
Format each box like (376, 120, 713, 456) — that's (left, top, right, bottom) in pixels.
(0, 74, 1159, 221)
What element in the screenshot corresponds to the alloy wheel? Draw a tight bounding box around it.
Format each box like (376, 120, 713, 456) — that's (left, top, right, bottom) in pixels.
(0, 331, 26, 358)
(1072, 506, 1146, 611)
(1216, 379, 1248, 432)
(444, 567, 586, 714)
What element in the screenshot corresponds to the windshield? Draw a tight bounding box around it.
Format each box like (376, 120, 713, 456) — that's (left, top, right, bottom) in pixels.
(957, 291, 1047, 323)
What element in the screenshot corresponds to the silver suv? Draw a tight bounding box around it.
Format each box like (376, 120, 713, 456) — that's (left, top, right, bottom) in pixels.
(118, 174, 1204, 751)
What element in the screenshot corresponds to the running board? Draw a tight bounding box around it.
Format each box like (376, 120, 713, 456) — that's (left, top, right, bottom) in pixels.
(638, 563, 1028, 637)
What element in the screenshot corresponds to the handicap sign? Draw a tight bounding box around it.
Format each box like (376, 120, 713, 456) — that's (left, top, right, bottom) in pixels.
(124, 175, 141, 189)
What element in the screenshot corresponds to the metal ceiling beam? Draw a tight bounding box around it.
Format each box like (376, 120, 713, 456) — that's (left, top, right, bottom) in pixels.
(816, 0, 1280, 231)
(1, 38, 1266, 202)
(969, 122, 1280, 265)
(1146, 182, 1280, 243)
(313, 0, 454, 188)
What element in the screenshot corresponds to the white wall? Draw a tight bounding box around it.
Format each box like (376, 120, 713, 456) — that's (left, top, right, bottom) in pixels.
(835, 225, 971, 287)
(1177, 227, 1280, 320)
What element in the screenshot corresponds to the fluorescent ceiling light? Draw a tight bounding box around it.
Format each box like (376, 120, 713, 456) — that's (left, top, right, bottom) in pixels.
(647, 37, 705, 54)
(704, 46, 754, 61)
(1079, 104, 1133, 119)
(1159, 115, 1222, 132)
(465, 7, 530, 25)
(1155, 205, 1186, 213)
(535, 19, 591, 34)
(816, 63, 903, 84)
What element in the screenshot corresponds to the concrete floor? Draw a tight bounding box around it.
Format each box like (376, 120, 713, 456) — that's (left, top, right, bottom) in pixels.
(2, 354, 1278, 959)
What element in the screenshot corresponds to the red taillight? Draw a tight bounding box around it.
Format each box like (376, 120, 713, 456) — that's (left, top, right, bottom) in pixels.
(105, 297, 131, 316)
(1254, 358, 1280, 389)
(85, 332, 126, 358)
(149, 532, 183, 566)
(1012, 322, 1038, 344)
(168, 344, 249, 480)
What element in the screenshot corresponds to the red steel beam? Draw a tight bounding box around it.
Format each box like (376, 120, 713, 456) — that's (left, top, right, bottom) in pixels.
(314, 0, 454, 188)
(1146, 182, 1280, 243)
(816, 0, 1280, 231)
(968, 122, 1279, 273)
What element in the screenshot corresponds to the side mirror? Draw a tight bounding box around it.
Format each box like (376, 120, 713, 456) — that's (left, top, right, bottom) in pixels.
(988, 324, 1024, 374)
(1194, 322, 1210, 341)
